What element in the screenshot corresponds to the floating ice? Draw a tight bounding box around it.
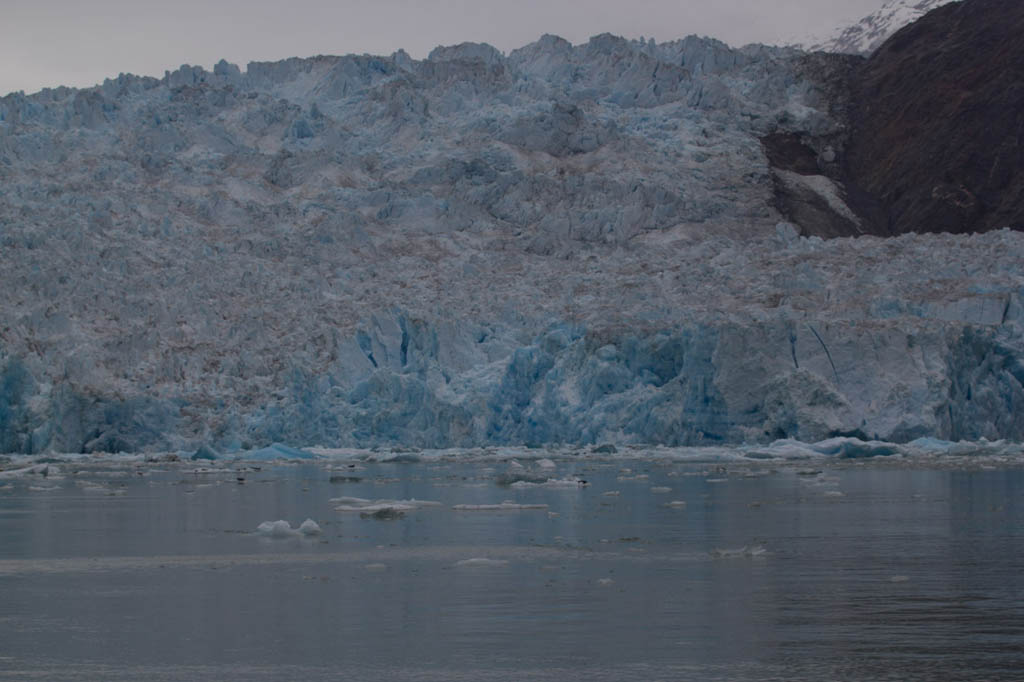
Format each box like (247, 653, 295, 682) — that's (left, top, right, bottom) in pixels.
(255, 519, 321, 537)
(650, 486, 672, 493)
(536, 458, 556, 469)
(332, 497, 441, 513)
(452, 501, 549, 511)
(455, 558, 509, 567)
(509, 477, 587, 489)
(664, 500, 687, 508)
(0, 464, 59, 479)
(256, 520, 298, 538)
(710, 546, 768, 559)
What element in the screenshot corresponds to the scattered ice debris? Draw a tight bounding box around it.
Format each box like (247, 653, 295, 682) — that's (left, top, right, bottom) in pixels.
(255, 519, 321, 537)
(710, 546, 768, 559)
(455, 558, 509, 567)
(191, 445, 219, 461)
(650, 486, 672, 494)
(452, 501, 549, 511)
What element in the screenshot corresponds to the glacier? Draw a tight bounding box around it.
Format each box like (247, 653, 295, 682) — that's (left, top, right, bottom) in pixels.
(1, 32, 1023, 454)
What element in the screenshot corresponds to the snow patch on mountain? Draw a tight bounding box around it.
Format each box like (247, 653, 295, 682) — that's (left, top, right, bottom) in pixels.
(800, 0, 957, 54)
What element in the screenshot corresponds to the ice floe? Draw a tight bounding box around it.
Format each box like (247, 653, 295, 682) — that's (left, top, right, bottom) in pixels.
(452, 501, 550, 511)
(255, 518, 322, 538)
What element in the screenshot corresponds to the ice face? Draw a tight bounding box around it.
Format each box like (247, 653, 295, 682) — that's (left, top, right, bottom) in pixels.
(0, 34, 1023, 454)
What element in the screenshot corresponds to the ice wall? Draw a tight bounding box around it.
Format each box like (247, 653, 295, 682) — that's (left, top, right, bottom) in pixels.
(1, 35, 1022, 452)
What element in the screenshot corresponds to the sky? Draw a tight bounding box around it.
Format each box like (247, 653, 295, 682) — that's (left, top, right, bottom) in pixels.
(0, 0, 887, 96)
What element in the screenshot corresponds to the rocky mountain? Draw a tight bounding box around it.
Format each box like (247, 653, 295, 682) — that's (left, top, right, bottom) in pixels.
(805, 0, 956, 54)
(1, 3, 1022, 454)
(844, 0, 1024, 235)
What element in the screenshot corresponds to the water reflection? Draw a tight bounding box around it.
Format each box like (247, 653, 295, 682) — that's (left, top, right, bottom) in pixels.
(0, 460, 1022, 680)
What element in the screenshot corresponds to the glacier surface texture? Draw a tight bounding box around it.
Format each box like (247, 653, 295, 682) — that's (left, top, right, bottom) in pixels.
(1, 34, 1023, 453)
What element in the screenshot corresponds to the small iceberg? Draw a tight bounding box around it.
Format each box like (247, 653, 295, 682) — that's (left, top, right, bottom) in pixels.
(255, 518, 321, 538)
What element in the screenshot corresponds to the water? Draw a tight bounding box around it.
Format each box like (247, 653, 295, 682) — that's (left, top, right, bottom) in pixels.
(1, 456, 1022, 680)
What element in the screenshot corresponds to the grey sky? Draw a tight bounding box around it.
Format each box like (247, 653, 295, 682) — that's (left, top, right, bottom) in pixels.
(1, 0, 886, 96)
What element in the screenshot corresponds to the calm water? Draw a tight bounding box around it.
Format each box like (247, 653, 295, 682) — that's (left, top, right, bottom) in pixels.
(1, 457, 1022, 681)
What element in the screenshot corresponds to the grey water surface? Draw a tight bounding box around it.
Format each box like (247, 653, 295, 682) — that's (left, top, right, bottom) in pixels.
(1, 457, 1022, 681)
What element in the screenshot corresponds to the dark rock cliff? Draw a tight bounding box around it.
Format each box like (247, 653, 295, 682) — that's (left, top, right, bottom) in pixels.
(845, 0, 1024, 235)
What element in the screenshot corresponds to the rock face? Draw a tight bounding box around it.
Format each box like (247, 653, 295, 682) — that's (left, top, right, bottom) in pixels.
(0, 24, 1023, 453)
(845, 0, 1024, 236)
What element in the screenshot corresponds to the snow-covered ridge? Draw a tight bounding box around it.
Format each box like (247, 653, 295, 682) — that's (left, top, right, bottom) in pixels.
(800, 0, 956, 54)
(1, 31, 1022, 454)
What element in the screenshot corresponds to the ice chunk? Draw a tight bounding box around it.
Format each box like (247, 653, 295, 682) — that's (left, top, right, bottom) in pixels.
(536, 458, 556, 469)
(810, 438, 899, 459)
(191, 445, 220, 461)
(241, 443, 317, 461)
(256, 520, 299, 538)
(298, 518, 321, 535)
(650, 486, 672, 493)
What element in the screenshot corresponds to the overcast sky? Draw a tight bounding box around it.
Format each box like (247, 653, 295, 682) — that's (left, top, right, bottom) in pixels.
(1, 0, 886, 96)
